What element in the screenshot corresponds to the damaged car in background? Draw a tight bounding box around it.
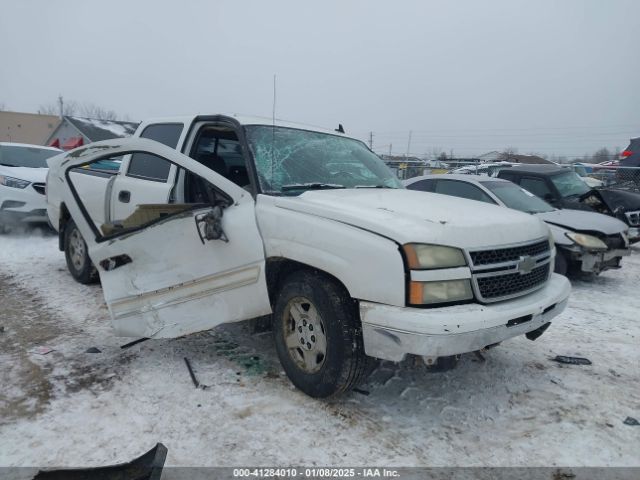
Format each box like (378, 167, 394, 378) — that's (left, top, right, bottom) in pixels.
(46, 114, 571, 398)
(405, 174, 630, 276)
(497, 164, 640, 243)
(0, 142, 61, 233)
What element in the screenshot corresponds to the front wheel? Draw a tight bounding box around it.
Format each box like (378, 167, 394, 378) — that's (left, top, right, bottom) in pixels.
(273, 270, 372, 398)
(64, 219, 97, 284)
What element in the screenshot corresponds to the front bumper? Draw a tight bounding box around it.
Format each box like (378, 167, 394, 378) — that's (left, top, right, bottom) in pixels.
(0, 184, 48, 225)
(575, 247, 630, 273)
(360, 273, 571, 362)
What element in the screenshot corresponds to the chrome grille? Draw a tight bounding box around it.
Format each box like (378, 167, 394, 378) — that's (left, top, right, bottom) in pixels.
(477, 264, 550, 300)
(469, 240, 549, 266)
(32, 183, 46, 195)
(468, 238, 551, 303)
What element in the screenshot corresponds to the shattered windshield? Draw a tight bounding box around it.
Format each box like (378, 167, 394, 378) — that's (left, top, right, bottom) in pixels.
(244, 126, 403, 194)
(550, 171, 591, 198)
(481, 181, 554, 213)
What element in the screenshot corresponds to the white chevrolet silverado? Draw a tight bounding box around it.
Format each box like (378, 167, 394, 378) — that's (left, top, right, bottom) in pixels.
(46, 114, 571, 397)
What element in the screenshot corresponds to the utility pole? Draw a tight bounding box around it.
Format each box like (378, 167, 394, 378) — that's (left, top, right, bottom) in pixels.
(58, 95, 64, 119)
(389, 143, 392, 156)
(406, 131, 412, 157)
(368, 131, 374, 150)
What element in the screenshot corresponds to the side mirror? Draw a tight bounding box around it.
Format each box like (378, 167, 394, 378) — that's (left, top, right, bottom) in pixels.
(543, 193, 556, 204)
(196, 206, 228, 243)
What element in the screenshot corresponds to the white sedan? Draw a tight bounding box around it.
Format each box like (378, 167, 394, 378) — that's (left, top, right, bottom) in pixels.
(0, 142, 62, 232)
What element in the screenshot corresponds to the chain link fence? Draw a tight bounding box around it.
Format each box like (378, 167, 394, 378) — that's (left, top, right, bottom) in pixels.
(568, 164, 640, 192)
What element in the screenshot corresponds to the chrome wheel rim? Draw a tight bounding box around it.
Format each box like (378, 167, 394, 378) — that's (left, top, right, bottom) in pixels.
(69, 229, 86, 271)
(283, 296, 327, 374)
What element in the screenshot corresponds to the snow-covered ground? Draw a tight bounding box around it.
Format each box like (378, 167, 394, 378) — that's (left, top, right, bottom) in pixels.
(0, 232, 638, 470)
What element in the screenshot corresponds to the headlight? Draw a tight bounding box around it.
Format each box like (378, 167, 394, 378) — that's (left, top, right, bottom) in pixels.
(0, 175, 30, 189)
(566, 232, 607, 251)
(403, 244, 467, 269)
(409, 279, 473, 305)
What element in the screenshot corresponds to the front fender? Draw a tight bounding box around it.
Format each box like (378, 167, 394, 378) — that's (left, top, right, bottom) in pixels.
(256, 197, 406, 307)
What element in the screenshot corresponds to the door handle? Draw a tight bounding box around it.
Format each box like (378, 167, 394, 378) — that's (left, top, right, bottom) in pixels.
(118, 190, 131, 203)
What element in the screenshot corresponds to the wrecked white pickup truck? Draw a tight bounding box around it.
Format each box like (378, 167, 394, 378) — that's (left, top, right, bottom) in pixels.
(46, 115, 571, 397)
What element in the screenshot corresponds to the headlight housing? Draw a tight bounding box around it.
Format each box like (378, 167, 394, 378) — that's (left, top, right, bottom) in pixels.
(566, 232, 607, 251)
(409, 279, 474, 305)
(0, 175, 30, 189)
(403, 244, 467, 269)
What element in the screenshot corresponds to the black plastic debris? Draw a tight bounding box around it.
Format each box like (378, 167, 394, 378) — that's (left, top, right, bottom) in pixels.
(0, 325, 5, 333)
(352, 388, 370, 396)
(184, 357, 199, 388)
(623, 416, 639, 426)
(33, 442, 167, 480)
(551, 355, 592, 366)
(85, 347, 101, 354)
(120, 338, 149, 349)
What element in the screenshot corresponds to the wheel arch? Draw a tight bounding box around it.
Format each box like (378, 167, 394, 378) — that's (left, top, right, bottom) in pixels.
(265, 257, 353, 307)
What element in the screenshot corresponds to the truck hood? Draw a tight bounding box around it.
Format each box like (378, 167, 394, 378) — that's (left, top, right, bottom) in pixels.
(274, 189, 549, 249)
(535, 209, 627, 236)
(0, 165, 47, 183)
(592, 188, 640, 212)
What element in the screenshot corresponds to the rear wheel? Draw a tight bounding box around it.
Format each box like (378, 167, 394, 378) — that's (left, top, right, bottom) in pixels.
(273, 270, 372, 398)
(64, 219, 97, 284)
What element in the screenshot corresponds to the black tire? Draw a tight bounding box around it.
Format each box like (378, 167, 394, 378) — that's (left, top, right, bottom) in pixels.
(554, 249, 569, 276)
(273, 269, 372, 398)
(64, 219, 97, 284)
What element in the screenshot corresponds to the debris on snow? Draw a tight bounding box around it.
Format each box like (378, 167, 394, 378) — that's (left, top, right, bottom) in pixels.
(31, 346, 53, 355)
(85, 347, 101, 353)
(551, 355, 592, 366)
(184, 357, 200, 389)
(33, 442, 167, 480)
(120, 337, 149, 349)
(623, 416, 639, 426)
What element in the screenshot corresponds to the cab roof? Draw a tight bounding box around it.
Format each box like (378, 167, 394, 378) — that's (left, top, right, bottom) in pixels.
(137, 114, 352, 139)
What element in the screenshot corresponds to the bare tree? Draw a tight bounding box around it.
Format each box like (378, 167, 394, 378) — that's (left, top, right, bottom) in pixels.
(498, 147, 519, 161)
(38, 99, 78, 116)
(37, 98, 123, 121)
(78, 103, 117, 121)
(592, 147, 611, 164)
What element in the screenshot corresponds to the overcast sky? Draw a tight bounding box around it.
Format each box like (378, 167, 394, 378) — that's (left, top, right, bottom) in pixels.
(1, 0, 638, 158)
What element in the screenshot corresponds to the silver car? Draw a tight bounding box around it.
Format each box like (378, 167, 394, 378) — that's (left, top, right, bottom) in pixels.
(405, 174, 630, 276)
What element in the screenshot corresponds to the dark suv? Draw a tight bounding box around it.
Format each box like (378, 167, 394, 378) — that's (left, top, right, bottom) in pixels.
(497, 164, 640, 242)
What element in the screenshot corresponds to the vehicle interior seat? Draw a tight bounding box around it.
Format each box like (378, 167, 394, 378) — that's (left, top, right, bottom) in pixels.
(196, 152, 227, 177)
(227, 165, 250, 187)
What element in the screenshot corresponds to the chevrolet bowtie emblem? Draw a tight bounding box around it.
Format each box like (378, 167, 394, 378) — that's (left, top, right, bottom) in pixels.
(516, 255, 536, 274)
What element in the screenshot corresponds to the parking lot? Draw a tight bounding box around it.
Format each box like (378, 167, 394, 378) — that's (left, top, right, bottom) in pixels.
(0, 231, 638, 468)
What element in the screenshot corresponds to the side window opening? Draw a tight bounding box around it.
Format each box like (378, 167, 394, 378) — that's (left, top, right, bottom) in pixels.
(190, 127, 251, 189)
(69, 152, 228, 241)
(409, 179, 436, 192)
(519, 177, 553, 199)
(435, 180, 496, 204)
(127, 123, 184, 182)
